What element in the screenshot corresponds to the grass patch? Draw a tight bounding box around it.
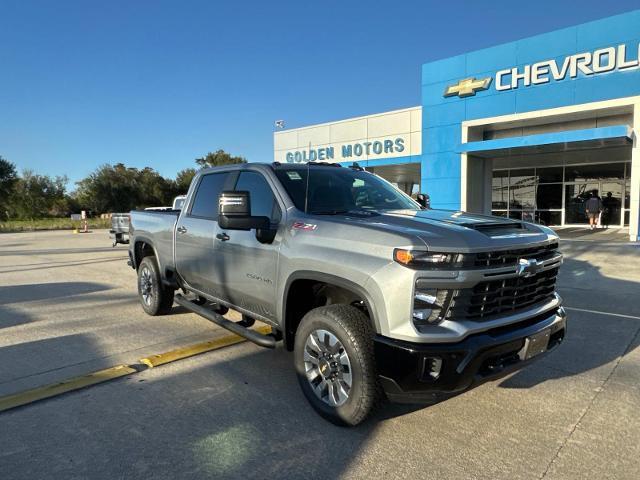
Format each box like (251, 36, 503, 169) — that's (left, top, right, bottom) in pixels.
(0, 217, 111, 233)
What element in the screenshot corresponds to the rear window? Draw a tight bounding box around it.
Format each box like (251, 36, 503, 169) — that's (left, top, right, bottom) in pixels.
(189, 173, 228, 219)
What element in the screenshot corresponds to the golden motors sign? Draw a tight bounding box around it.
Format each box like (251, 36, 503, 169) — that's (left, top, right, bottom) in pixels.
(285, 137, 406, 163)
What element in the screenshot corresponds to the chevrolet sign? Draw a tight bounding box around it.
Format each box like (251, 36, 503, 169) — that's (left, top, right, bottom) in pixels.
(443, 42, 640, 97)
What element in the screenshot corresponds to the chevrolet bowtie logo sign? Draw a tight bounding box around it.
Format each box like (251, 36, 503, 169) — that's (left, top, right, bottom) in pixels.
(443, 77, 492, 98)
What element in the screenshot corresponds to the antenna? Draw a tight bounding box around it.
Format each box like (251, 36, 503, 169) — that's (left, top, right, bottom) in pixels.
(304, 161, 311, 214)
(304, 140, 313, 214)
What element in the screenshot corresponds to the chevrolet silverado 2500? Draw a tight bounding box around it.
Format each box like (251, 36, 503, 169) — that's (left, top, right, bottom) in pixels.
(128, 162, 566, 426)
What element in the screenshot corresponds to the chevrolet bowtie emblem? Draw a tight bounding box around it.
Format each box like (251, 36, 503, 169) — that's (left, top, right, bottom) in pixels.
(443, 77, 492, 98)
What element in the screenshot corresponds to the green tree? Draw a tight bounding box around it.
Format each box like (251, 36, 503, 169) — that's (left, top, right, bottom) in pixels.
(9, 170, 68, 219)
(174, 168, 197, 194)
(75, 163, 140, 213)
(137, 167, 174, 208)
(75, 163, 178, 213)
(195, 149, 246, 168)
(0, 156, 18, 219)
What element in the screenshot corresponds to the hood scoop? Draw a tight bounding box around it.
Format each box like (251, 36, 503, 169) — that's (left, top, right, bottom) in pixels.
(456, 221, 526, 236)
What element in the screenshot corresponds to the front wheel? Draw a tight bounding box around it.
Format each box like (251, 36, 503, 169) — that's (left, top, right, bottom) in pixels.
(137, 256, 174, 316)
(294, 304, 382, 426)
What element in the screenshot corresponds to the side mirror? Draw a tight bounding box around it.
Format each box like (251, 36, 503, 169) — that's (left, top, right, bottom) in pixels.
(416, 193, 430, 209)
(218, 191, 270, 231)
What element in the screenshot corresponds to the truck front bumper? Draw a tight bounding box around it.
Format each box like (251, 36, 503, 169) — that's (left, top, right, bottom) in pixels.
(374, 306, 567, 404)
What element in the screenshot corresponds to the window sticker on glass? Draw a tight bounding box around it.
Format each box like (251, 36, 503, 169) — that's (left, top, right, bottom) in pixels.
(286, 171, 302, 180)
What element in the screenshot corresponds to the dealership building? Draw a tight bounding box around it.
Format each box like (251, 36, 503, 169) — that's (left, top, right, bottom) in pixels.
(274, 10, 640, 241)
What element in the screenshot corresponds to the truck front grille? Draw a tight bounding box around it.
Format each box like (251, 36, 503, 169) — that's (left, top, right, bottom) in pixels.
(472, 242, 558, 268)
(447, 267, 559, 320)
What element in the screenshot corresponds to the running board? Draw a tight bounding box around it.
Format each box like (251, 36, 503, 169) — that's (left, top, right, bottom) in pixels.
(174, 294, 276, 349)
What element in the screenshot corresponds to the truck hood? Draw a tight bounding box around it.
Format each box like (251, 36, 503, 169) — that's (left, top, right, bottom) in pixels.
(321, 209, 557, 252)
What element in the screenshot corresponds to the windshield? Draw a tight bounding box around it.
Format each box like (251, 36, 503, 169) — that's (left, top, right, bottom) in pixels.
(274, 167, 419, 214)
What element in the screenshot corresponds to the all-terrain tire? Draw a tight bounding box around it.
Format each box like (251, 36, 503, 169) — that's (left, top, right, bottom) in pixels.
(294, 304, 383, 426)
(137, 256, 174, 316)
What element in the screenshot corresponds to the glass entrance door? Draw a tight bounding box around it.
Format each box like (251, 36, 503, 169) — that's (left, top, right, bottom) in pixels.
(564, 182, 599, 224)
(600, 181, 624, 227)
(564, 181, 624, 226)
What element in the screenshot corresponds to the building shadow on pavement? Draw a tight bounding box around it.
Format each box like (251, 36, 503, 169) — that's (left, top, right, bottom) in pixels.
(0, 256, 127, 275)
(0, 246, 121, 256)
(0, 282, 112, 305)
(0, 334, 105, 394)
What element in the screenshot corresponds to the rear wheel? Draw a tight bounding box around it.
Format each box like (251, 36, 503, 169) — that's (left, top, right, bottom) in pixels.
(294, 304, 382, 426)
(137, 256, 174, 316)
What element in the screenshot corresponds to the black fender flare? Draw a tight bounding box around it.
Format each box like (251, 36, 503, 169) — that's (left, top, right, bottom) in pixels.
(281, 270, 381, 349)
(132, 235, 160, 268)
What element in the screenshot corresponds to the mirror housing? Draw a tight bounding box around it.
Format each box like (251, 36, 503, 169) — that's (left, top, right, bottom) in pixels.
(218, 191, 270, 231)
(416, 193, 430, 209)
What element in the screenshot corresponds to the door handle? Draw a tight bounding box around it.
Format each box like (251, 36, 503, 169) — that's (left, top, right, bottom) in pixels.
(216, 232, 230, 241)
(177, 226, 187, 234)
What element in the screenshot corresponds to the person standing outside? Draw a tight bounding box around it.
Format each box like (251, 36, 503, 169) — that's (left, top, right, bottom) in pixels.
(585, 190, 603, 230)
(601, 191, 618, 229)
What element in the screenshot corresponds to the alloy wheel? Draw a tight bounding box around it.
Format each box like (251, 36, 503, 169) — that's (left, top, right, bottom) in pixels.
(304, 329, 353, 407)
(140, 267, 153, 306)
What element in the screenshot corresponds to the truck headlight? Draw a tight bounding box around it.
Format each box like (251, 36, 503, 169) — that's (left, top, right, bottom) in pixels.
(394, 249, 457, 268)
(412, 288, 449, 326)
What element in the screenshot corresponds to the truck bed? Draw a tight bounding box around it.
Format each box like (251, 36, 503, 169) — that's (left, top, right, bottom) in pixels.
(129, 209, 179, 275)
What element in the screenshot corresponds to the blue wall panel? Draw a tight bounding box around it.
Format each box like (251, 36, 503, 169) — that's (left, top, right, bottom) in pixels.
(574, 69, 640, 105)
(423, 125, 461, 155)
(424, 101, 466, 127)
(465, 90, 517, 120)
(422, 152, 461, 179)
(515, 80, 575, 113)
(421, 81, 453, 106)
(338, 155, 419, 168)
(423, 178, 461, 209)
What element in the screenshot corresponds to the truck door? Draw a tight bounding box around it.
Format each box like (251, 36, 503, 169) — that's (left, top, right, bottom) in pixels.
(216, 170, 282, 321)
(174, 171, 233, 299)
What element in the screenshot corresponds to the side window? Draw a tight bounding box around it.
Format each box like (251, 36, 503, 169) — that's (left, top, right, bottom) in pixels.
(189, 173, 228, 219)
(235, 171, 281, 222)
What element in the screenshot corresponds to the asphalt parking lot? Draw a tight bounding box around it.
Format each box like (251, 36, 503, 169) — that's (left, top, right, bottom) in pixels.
(1, 229, 639, 479)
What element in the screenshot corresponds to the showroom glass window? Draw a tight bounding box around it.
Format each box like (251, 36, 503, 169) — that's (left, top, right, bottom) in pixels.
(491, 161, 630, 227)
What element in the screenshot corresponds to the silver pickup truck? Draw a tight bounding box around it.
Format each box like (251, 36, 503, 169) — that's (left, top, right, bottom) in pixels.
(128, 162, 566, 426)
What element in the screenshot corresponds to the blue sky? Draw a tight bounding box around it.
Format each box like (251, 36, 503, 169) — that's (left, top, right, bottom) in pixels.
(1, 1, 639, 190)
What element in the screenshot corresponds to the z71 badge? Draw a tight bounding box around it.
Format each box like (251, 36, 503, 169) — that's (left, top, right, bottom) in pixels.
(292, 222, 317, 231)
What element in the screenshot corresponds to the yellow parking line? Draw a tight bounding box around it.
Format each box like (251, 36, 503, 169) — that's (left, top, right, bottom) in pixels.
(0, 364, 137, 413)
(139, 325, 272, 368)
(0, 325, 272, 413)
